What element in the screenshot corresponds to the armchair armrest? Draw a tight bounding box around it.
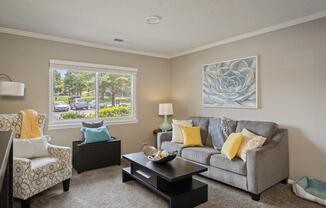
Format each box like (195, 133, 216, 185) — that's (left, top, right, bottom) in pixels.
(246, 129, 289, 194)
(157, 132, 172, 150)
(13, 157, 31, 177)
(48, 143, 72, 165)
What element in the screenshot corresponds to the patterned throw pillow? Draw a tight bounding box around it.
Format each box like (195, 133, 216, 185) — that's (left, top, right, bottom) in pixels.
(237, 128, 267, 161)
(210, 117, 237, 150)
(171, 120, 192, 143)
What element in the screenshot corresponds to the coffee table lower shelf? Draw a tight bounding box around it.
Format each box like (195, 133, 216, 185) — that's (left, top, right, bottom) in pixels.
(122, 167, 208, 208)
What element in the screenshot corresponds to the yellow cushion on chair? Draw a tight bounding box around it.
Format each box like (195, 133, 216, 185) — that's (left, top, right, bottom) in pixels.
(221, 133, 243, 160)
(181, 126, 203, 147)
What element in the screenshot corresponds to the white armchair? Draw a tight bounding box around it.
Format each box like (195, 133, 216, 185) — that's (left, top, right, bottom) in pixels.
(0, 114, 72, 208)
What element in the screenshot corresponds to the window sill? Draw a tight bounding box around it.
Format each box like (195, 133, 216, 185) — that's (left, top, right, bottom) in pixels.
(48, 118, 138, 130)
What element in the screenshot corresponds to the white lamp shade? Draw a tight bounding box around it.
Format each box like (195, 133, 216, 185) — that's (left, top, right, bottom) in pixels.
(158, 103, 173, 115)
(0, 81, 25, 96)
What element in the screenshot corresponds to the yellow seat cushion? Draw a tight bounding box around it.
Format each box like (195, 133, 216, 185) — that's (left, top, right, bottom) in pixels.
(181, 126, 203, 147)
(221, 133, 243, 160)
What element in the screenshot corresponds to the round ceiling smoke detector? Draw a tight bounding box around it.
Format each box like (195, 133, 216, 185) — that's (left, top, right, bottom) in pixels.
(145, 15, 162, 25)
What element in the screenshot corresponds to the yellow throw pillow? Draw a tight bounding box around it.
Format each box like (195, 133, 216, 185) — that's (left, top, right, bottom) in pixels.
(221, 133, 243, 160)
(181, 126, 203, 147)
(237, 128, 267, 162)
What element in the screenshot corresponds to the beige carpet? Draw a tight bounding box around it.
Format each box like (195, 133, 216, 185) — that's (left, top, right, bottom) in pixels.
(13, 165, 323, 208)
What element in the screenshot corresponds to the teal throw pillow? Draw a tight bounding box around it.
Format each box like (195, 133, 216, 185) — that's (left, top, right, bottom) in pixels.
(81, 125, 111, 144)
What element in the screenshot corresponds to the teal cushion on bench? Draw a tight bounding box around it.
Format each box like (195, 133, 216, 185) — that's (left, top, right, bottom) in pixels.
(81, 125, 111, 144)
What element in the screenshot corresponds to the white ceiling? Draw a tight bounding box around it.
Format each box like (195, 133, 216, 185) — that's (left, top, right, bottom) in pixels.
(1, 0, 326, 58)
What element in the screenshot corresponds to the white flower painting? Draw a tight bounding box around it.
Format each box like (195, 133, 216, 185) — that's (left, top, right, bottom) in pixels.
(202, 56, 257, 108)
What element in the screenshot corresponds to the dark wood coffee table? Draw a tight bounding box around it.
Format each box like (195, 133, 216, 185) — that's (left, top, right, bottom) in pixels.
(122, 152, 208, 208)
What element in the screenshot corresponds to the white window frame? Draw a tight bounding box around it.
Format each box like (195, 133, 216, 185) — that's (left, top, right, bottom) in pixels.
(48, 59, 137, 130)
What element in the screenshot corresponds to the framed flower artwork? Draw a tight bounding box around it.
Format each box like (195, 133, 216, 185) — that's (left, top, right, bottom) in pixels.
(202, 56, 258, 108)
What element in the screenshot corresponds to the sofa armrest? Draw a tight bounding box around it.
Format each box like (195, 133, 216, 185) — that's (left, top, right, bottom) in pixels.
(246, 129, 289, 194)
(13, 157, 31, 177)
(157, 132, 172, 150)
(48, 143, 72, 166)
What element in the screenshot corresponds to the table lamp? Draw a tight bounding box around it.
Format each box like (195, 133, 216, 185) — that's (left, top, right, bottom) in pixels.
(158, 103, 173, 132)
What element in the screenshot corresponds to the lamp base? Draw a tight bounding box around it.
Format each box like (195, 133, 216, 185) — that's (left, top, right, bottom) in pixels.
(160, 115, 172, 132)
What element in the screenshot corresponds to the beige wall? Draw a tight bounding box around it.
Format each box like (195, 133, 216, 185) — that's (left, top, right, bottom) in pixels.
(1, 17, 326, 181)
(170, 18, 326, 181)
(0, 33, 171, 154)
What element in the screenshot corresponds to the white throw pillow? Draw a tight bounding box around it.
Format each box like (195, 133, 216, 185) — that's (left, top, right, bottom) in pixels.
(172, 119, 192, 125)
(13, 136, 50, 159)
(171, 120, 193, 143)
(237, 129, 267, 162)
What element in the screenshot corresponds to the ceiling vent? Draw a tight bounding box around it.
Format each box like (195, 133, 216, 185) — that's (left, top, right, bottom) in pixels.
(113, 38, 124, 42)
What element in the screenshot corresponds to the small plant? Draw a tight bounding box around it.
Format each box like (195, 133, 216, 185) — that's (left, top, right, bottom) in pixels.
(58, 105, 130, 120)
(59, 111, 88, 120)
(99, 105, 131, 117)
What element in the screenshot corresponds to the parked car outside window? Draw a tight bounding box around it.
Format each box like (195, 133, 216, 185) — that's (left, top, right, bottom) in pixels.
(69, 98, 88, 110)
(88, 99, 111, 109)
(53, 101, 70, 112)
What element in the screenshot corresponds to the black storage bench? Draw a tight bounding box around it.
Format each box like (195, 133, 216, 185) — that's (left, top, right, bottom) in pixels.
(72, 137, 121, 173)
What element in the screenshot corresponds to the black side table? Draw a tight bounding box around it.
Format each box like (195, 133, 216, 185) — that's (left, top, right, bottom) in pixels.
(153, 128, 163, 135)
(72, 137, 121, 173)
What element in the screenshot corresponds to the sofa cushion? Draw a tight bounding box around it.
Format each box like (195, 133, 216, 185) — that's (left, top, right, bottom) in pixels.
(207, 117, 237, 150)
(81, 121, 104, 141)
(189, 117, 209, 145)
(13, 136, 50, 159)
(161, 141, 184, 156)
(210, 154, 247, 175)
(81, 125, 111, 144)
(181, 147, 219, 165)
(206, 117, 220, 146)
(30, 157, 61, 180)
(236, 120, 278, 139)
(221, 133, 243, 160)
(171, 120, 192, 143)
(181, 127, 203, 147)
(82, 121, 104, 128)
(206, 166, 248, 191)
(237, 128, 267, 162)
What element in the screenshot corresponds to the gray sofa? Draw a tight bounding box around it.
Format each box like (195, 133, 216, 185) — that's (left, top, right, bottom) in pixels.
(157, 117, 289, 201)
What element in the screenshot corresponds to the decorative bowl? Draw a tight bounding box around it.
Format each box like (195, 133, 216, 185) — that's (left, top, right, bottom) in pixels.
(142, 144, 177, 164)
(143, 144, 158, 156)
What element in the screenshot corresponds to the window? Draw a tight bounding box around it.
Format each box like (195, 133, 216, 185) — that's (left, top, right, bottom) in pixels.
(49, 60, 137, 129)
